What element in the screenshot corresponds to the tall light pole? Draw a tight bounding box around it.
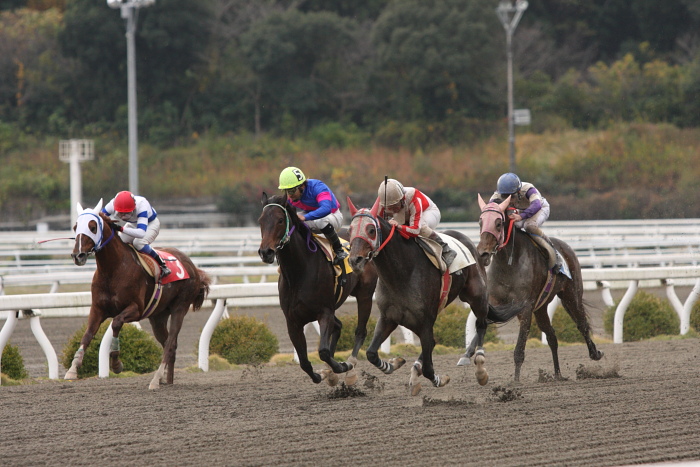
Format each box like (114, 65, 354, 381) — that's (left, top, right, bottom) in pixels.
(107, 0, 155, 195)
(496, 0, 528, 173)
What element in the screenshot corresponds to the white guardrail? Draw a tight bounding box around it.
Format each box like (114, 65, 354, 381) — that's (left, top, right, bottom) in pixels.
(1, 267, 699, 381)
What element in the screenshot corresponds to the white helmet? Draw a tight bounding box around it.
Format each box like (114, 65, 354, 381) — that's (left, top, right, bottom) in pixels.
(378, 179, 405, 206)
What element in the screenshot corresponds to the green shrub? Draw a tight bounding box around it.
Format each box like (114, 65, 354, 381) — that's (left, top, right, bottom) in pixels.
(529, 306, 586, 343)
(690, 300, 700, 333)
(335, 314, 377, 352)
(61, 321, 162, 378)
(433, 303, 500, 348)
(208, 315, 279, 364)
(603, 291, 679, 342)
(2, 343, 28, 380)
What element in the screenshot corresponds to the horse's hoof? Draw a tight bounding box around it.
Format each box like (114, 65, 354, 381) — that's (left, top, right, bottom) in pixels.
(320, 369, 339, 387)
(348, 356, 358, 367)
(456, 356, 471, 366)
(436, 375, 451, 388)
(475, 353, 488, 385)
(410, 382, 422, 396)
(345, 369, 358, 386)
(390, 357, 406, 370)
(148, 380, 160, 390)
(111, 361, 123, 374)
(64, 370, 77, 380)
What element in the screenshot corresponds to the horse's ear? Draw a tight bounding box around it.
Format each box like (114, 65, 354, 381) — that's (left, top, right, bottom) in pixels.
(95, 198, 103, 213)
(477, 193, 486, 210)
(260, 191, 269, 206)
(370, 196, 380, 217)
(76, 202, 84, 214)
(498, 195, 511, 212)
(347, 196, 357, 216)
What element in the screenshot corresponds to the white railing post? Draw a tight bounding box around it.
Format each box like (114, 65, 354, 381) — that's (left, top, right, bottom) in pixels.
(198, 298, 227, 371)
(680, 278, 700, 335)
(614, 280, 639, 344)
(27, 311, 59, 379)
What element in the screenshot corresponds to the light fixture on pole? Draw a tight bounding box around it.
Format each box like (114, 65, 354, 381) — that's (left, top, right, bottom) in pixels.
(107, 0, 156, 195)
(496, 0, 528, 173)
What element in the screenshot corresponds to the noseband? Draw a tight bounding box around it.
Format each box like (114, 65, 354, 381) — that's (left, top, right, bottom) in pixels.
(74, 212, 115, 256)
(261, 203, 300, 251)
(350, 210, 395, 261)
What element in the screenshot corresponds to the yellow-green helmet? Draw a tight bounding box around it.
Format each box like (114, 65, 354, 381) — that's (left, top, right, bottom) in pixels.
(278, 167, 306, 189)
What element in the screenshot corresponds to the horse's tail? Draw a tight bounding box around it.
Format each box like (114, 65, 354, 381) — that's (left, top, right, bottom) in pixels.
(486, 300, 527, 324)
(192, 268, 211, 311)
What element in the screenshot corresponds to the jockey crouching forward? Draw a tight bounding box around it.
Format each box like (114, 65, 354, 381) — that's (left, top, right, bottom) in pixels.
(102, 191, 171, 277)
(279, 166, 348, 265)
(376, 178, 457, 268)
(489, 172, 561, 273)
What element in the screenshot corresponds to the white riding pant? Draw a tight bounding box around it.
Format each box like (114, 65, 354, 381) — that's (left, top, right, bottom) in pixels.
(515, 203, 550, 232)
(303, 209, 343, 234)
(119, 217, 161, 251)
(418, 205, 441, 237)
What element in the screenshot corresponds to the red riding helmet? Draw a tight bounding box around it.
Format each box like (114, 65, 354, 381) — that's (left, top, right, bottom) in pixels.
(114, 191, 136, 213)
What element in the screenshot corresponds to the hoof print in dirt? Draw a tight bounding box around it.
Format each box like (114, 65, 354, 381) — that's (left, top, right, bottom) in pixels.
(422, 397, 473, 407)
(326, 383, 366, 399)
(538, 369, 568, 383)
(576, 364, 621, 380)
(361, 371, 385, 392)
(490, 385, 522, 402)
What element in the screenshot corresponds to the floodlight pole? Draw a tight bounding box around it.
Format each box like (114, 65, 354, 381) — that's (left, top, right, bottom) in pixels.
(108, 0, 155, 195)
(496, 0, 528, 173)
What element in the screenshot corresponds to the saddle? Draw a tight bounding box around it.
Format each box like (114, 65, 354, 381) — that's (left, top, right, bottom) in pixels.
(415, 234, 475, 274)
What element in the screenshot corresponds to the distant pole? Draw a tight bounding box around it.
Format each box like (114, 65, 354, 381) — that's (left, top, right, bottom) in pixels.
(496, 0, 528, 173)
(107, 0, 156, 195)
(60, 140, 94, 226)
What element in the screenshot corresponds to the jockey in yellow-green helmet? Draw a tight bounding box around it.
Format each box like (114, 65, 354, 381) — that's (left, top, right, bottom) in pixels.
(278, 166, 348, 265)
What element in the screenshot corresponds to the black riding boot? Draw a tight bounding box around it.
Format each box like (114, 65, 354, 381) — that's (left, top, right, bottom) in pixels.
(428, 232, 457, 267)
(148, 249, 171, 277)
(321, 224, 348, 265)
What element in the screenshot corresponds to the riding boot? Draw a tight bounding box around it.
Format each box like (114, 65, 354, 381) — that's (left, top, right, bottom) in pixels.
(146, 247, 171, 277)
(321, 224, 348, 265)
(527, 226, 560, 272)
(428, 232, 457, 267)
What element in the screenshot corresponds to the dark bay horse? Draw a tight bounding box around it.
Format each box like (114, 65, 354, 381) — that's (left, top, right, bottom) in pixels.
(66, 200, 211, 389)
(347, 197, 523, 396)
(257, 193, 379, 385)
(477, 194, 604, 381)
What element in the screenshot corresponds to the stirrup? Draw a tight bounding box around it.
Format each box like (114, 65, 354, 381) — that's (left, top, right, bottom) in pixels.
(160, 265, 171, 277)
(333, 250, 348, 265)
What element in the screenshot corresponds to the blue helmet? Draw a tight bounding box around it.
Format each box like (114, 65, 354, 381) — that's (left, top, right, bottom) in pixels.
(496, 173, 521, 195)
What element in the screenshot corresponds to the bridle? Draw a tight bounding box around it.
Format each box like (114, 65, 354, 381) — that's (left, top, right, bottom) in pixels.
(261, 203, 297, 250)
(74, 211, 115, 256)
(350, 209, 395, 261)
(479, 203, 508, 250)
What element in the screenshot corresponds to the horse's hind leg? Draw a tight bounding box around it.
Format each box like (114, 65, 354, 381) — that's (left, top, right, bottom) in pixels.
(148, 310, 179, 390)
(513, 309, 534, 382)
(533, 306, 562, 379)
(64, 308, 105, 379)
(365, 316, 405, 375)
(558, 287, 604, 361)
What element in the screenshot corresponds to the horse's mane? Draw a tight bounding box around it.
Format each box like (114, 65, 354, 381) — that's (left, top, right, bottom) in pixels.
(266, 193, 310, 235)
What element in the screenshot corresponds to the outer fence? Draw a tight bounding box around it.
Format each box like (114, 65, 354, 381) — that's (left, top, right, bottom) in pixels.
(2, 266, 700, 381)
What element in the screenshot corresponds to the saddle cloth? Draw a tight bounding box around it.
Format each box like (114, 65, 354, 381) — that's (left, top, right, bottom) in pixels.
(313, 235, 353, 275)
(129, 245, 190, 284)
(416, 233, 476, 274)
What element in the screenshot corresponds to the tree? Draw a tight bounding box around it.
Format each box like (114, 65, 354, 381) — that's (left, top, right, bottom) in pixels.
(369, 0, 502, 122)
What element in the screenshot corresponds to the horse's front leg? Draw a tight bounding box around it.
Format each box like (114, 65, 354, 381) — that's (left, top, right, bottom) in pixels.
(286, 319, 323, 384)
(317, 310, 352, 378)
(64, 308, 105, 380)
(365, 316, 405, 375)
(534, 306, 562, 380)
(109, 304, 141, 374)
(413, 325, 450, 396)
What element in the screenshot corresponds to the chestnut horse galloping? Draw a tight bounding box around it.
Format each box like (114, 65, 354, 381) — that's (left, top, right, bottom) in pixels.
(257, 193, 379, 386)
(477, 194, 604, 381)
(65, 199, 211, 389)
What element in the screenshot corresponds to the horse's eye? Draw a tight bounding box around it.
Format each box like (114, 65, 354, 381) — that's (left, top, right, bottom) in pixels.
(90, 222, 97, 233)
(278, 218, 284, 224)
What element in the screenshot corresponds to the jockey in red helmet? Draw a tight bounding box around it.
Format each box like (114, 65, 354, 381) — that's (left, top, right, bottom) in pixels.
(102, 191, 171, 277)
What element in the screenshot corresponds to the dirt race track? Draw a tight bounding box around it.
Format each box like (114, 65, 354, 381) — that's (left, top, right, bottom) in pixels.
(2, 300, 700, 467)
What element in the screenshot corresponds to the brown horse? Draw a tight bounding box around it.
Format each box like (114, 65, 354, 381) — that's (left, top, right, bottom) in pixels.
(476, 194, 604, 381)
(257, 193, 379, 386)
(347, 197, 524, 395)
(65, 199, 211, 389)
